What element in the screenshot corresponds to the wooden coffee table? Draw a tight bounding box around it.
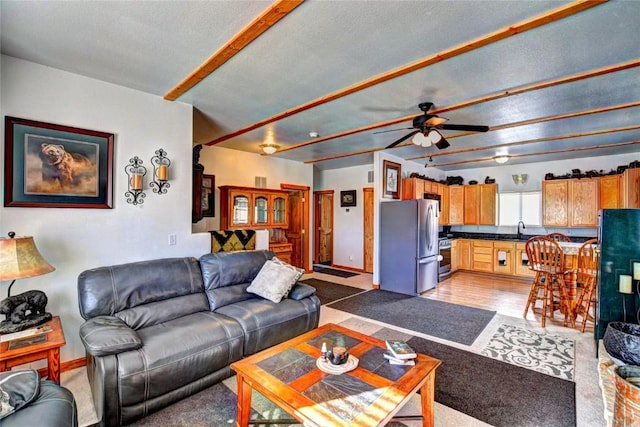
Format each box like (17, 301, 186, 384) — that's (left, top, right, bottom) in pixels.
(231, 323, 441, 426)
(0, 316, 66, 384)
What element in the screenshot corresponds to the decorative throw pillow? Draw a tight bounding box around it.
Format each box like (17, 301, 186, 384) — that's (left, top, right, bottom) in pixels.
(0, 386, 14, 419)
(247, 257, 305, 303)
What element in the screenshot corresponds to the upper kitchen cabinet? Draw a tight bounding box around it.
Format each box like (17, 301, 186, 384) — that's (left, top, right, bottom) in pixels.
(449, 186, 464, 225)
(219, 185, 289, 229)
(464, 183, 497, 225)
(621, 168, 640, 208)
(543, 178, 599, 227)
(600, 174, 621, 209)
(401, 177, 425, 200)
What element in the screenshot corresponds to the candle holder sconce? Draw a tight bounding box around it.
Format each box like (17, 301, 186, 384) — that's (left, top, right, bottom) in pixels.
(125, 156, 147, 205)
(150, 148, 171, 195)
(618, 261, 640, 324)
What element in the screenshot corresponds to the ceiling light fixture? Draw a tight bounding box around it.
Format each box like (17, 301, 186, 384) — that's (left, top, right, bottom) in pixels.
(412, 132, 430, 147)
(260, 143, 279, 154)
(309, 131, 319, 138)
(494, 155, 509, 164)
(512, 174, 528, 185)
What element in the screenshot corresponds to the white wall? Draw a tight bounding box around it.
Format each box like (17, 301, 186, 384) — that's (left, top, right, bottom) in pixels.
(0, 56, 211, 362)
(315, 164, 372, 269)
(193, 145, 314, 266)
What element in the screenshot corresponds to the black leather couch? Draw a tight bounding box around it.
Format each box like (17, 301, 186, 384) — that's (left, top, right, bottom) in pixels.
(77, 250, 320, 426)
(0, 370, 77, 427)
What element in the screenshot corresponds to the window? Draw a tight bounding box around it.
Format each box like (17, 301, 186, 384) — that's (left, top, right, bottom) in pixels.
(499, 191, 541, 226)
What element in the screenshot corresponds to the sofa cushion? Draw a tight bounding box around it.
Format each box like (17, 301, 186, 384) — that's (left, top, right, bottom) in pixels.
(246, 258, 304, 303)
(215, 296, 320, 355)
(116, 312, 244, 407)
(199, 250, 274, 310)
(78, 257, 207, 325)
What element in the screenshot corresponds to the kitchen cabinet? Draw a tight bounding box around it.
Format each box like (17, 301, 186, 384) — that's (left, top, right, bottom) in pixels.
(493, 241, 515, 276)
(621, 168, 640, 208)
(451, 239, 458, 272)
(269, 242, 293, 264)
(472, 240, 493, 273)
(439, 183, 450, 225)
(600, 174, 621, 209)
(219, 185, 289, 229)
(569, 178, 599, 227)
(543, 178, 599, 227)
(514, 242, 536, 278)
(464, 184, 497, 225)
(401, 177, 424, 200)
(449, 186, 464, 225)
(457, 239, 471, 270)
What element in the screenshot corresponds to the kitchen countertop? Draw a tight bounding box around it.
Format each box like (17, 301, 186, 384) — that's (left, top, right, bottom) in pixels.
(445, 232, 596, 244)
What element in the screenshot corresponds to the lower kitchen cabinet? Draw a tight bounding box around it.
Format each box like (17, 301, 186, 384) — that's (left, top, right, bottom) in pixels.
(493, 241, 515, 276)
(472, 240, 493, 273)
(514, 242, 536, 278)
(457, 239, 471, 270)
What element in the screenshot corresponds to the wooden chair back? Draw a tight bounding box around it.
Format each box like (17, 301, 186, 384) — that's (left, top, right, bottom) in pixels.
(577, 238, 599, 286)
(525, 236, 565, 275)
(546, 232, 571, 243)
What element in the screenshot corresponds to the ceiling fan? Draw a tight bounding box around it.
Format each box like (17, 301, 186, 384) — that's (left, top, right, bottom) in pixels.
(377, 102, 489, 150)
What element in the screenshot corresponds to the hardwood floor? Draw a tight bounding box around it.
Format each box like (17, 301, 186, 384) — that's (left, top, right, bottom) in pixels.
(424, 271, 594, 332)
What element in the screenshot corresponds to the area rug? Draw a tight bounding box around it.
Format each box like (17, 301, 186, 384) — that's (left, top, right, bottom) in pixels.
(299, 278, 366, 305)
(328, 290, 495, 345)
(406, 333, 576, 427)
(312, 265, 359, 278)
(481, 324, 575, 381)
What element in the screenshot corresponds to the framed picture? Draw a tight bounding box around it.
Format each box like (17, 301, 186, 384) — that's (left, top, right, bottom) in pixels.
(383, 160, 401, 199)
(340, 190, 356, 207)
(4, 116, 114, 208)
(201, 174, 215, 217)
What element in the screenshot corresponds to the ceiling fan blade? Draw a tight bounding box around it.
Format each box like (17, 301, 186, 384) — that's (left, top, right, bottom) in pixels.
(435, 134, 450, 150)
(373, 127, 414, 135)
(425, 116, 448, 127)
(385, 130, 419, 149)
(439, 123, 489, 132)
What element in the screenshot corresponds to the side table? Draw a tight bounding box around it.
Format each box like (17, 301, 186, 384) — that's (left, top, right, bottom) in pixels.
(0, 316, 66, 384)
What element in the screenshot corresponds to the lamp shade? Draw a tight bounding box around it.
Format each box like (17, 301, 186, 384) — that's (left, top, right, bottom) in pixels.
(260, 143, 279, 154)
(0, 234, 55, 281)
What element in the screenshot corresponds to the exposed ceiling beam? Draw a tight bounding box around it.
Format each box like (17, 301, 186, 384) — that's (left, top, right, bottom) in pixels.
(407, 125, 640, 161)
(428, 140, 640, 168)
(164, 0, 305, 101)
(206, 0, 605, 146)
(304, 100, 640, 163)
(276, 58, 640, 155)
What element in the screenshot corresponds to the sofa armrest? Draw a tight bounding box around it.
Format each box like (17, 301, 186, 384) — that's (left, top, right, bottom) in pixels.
(288, 283, 316, 301)
(79, 316, 142, 357)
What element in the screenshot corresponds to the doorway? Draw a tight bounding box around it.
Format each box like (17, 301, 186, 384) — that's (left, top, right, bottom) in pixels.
(281, 183, 310, 272)
(314, 190, 334, 265)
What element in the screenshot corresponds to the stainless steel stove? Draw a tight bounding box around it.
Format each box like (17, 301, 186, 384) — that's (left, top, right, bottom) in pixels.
(438, 237, 452, 281)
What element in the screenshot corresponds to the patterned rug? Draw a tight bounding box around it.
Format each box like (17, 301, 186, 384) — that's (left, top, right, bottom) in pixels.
(481, 324, 575, 381)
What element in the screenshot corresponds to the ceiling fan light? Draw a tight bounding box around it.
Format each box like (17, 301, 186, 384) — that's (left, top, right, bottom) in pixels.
(260, 143, 279, 154)
(494, 155, 509, 164)
(426, 129, 441, 144)
(412, 132, 428, 146)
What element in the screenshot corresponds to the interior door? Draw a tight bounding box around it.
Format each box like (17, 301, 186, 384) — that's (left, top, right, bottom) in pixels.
(314, 191, 333, 265)
(363, 187, 374, 273)
(286, 190, 304, 268)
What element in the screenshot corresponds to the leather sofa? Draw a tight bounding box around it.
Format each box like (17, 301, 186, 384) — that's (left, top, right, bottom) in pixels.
(77, 250, 320, 426)
(0, 370, 77, 427)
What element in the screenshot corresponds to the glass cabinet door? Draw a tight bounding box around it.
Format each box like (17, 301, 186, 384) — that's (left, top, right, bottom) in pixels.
(254, 196, 269, 225)
(232, 193, 250, 226)
(272, 196, 286, 225)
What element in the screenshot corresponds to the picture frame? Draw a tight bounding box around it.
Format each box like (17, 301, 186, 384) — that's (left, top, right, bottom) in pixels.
(383, 160, 401, 199)
(340, 190, 356, 207)
(201, 174, 215, 217)
(4, 116, 114, 208)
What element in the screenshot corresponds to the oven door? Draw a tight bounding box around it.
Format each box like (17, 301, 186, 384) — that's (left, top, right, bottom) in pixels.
(439, 245, 452, 281)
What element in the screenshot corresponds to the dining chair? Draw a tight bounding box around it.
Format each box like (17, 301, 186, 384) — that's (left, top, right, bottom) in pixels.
(573, 238, 599, 332)
(546, 232, 572, 242)
(524, 236, 574, 327)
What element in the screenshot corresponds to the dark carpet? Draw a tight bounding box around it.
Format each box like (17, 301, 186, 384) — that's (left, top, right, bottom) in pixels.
(299, 278, 365, 305)
(328, 290, 496, 345)
(407, 334, 576, 427)
(312, 265, 359, 278)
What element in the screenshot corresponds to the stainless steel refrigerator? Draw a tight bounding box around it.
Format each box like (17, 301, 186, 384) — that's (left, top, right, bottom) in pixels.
(379, 199, 439, 295)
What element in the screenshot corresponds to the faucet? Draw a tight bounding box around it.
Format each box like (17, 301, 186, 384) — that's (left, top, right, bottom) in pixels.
(517, 221, 526, 240)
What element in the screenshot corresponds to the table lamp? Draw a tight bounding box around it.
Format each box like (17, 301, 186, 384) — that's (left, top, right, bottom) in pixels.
(0, 232, 55, 333)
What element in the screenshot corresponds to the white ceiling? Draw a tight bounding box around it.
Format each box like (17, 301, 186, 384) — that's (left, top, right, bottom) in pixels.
(2, 1, 640, 171)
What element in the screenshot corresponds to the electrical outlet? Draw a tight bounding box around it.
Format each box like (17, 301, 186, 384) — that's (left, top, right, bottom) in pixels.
(168, 234, 177, 246)
(349, 255, 354, 261)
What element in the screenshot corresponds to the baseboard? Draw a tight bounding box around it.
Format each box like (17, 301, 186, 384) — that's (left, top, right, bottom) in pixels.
(38, 356, 86, 378)
(331, 263, 364, 273)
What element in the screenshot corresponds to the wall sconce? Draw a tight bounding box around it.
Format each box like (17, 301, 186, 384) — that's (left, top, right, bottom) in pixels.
(125, 156, 146, 205)
(150, 148, 171, 195)
(619, 273, 634, 322)
(512, 174, 528, 185)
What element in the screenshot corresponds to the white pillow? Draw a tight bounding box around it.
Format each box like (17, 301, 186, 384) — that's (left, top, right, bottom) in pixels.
(247, 257, 304, 303)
